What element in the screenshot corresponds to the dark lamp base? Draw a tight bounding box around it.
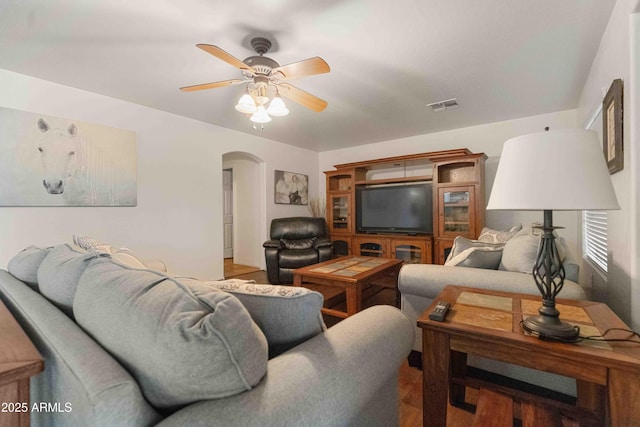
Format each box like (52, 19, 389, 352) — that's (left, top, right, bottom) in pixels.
(522, 314, 580, 341)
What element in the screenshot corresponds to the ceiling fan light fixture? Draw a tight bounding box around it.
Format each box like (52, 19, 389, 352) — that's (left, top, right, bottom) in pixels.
(250, 105, 272, 123)
(267, 96, 289, 117)
(255, 95, 270, 106)
(235, 93, 257, 113)
(182, 38, 330, 128)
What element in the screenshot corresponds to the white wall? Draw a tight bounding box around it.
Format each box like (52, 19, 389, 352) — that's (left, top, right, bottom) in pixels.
(632, 3, 640, 332)
(0, 69, 319, 280)
(319, 109, 581, 258)
(576, 0, 639, 329)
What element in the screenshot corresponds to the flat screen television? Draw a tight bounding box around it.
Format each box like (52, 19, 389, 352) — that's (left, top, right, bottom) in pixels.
(356, 183, 433, 234)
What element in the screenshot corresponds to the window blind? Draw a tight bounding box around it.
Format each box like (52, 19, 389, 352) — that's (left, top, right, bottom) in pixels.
(583, 211, 608, 273)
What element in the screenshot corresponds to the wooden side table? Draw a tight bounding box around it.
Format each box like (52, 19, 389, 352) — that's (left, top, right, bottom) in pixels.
(418, 285, 640, 427)
(0, 300, 44, 427)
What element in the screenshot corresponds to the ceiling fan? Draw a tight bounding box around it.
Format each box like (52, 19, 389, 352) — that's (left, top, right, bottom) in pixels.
(180, 37, 330, 120)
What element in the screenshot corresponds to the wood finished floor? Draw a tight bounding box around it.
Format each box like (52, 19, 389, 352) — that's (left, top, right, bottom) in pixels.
(224, 258, 261, 278)
(223, 261, 478, 426)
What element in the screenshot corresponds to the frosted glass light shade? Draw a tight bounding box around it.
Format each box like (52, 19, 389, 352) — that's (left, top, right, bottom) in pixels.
(235, 94, 257, 114)
(267, 96, 289, 117)
(250, 105, 272, 123)
(487, 129, 619, 211)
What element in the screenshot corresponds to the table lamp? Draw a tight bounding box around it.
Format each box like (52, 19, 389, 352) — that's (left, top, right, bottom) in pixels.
(487, 128, 619, 340)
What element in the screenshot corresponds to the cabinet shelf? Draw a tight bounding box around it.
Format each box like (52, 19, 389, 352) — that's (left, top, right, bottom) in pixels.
(436, 180, 478, 187)
(395, 247, 423, 254)
(361, 249, 384, 254)
(355, 175, 432, 186)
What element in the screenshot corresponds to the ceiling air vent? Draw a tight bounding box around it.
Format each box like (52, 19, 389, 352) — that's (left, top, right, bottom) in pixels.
(426, 98, 459, 112)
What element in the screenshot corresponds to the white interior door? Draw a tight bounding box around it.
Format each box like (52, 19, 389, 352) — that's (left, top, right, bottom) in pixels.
(223, 169, 233, 259)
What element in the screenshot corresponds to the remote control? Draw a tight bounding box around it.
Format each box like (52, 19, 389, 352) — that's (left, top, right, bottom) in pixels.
(429, 301, 451, 322)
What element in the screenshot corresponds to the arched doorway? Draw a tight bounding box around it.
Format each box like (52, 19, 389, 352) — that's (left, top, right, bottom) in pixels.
(222, 151, 266, 273)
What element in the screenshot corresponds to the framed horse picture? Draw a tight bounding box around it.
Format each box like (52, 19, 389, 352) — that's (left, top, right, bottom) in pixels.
(0, 107, 137, 206)
(274, 170, 308, 205)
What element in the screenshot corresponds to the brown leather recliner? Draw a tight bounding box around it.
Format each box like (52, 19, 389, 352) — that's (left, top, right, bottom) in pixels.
(263, 217, 333, 284)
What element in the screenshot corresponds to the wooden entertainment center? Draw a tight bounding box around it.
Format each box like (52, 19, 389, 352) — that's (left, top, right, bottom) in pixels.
(325, 149, 487, 264)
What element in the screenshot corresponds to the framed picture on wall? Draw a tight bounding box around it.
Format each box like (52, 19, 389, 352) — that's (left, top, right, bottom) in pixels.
(274, 170, 308, 205)
(602, 78, 623, 174)
(0, 106, 137, 206)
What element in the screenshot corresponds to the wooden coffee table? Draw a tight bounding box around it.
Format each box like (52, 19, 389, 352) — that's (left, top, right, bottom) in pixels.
(418, 285, 640, 427)
(293, 256, 403, 318)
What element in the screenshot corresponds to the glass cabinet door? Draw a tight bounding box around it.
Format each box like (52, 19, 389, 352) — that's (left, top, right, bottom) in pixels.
(332, 240, 349, 257)
(391, 239, 432, 264)
(330, 236, 351, 257)
(393, 244, 424, 264)
(329, 194, 351, 233)
(439, 187, 475, 237)
(395, 244, 422, 263)
(434, 238, 454, 265)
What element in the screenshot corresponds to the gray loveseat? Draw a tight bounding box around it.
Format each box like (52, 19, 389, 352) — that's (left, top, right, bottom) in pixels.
(398, 226, 588, 394)
(0, 242, 414, 427)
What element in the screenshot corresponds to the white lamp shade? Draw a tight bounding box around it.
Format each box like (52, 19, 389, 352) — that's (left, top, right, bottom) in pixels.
(250, 105, 272, 123)
(235, 93, 257, 114)
(487, 129, 619, 211)
(267, 96, 289, 117)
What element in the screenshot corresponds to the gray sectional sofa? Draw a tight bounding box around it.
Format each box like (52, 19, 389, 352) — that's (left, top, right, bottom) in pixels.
(398, 226, 589, 394)
(0, 243, 414, 427)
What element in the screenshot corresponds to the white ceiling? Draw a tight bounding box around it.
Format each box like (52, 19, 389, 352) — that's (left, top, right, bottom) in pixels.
(0, 0, 616, 152)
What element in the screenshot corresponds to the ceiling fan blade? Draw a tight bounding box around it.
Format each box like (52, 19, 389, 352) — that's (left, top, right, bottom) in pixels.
(273, 57, 330, 80)
(196, 44, 255, 73)
(180, 79, 244, 92)
(279, 84, 328, 112)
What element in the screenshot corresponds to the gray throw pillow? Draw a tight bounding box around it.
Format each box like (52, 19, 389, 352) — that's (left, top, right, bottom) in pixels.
(191, 279, 325, 358)
(72, 234, 113, 254)
(73, 258, 268, 409)
(499, 226, 568, 274)
(499, 227, 541, 273)
(7, 245, 51, 291)
(37, 244, 100, 317)
(477, 225, 522, 244)
(445, 236, 503, 270)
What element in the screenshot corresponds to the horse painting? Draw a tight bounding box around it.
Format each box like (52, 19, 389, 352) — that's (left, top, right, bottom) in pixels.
(0, 107, 137, 207)
(36, 118, 79, 195)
